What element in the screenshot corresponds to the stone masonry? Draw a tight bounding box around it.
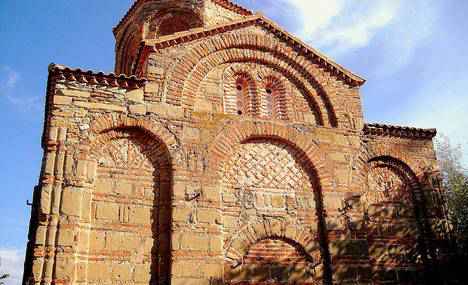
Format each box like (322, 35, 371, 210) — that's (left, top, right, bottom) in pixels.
(23, 1, 450, 284)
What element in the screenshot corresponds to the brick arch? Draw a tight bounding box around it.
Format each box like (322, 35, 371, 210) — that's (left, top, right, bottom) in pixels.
(352, 142, 425, 189)
(366, 145, 423, 177)
(368, 156, 419, 184)
(364, 155, 435, 269)
(210, 120, 334, 282)
(225, 220, 321, 268)
(116, 24, 141, 75)
(176, 49, 326, 125)
(87, 114, 179, 156)
(208, 121, 331, 188)
(165, 34, 336, 126)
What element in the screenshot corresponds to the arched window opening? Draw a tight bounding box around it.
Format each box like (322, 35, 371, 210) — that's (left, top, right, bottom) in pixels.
(261, 77, 289, 120)
(235, 77, 247, 115)
(264, 86, 274, 118)
(146, 11, 203, 39)
(223, 72, 257, 116)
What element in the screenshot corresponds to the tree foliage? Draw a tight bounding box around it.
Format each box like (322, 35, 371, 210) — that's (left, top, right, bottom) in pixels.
(435, 135, 468, 255)
(0, 274, 9, 285)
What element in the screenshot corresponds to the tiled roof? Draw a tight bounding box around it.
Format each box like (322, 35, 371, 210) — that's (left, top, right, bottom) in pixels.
(49, 64, 147, 89)
(139, 15, 366, 86)
(212, 0, 253, 15)
(364, 123, 437, 139)
(113, 0, 252, 35)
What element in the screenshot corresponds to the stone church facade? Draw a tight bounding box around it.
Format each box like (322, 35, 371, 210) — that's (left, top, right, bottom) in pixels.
(23, 1, 450, 284)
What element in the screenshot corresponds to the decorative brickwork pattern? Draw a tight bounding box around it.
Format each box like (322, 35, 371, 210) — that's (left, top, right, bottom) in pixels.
(220, 139, 329, 284)
(163, 33, 335, 126)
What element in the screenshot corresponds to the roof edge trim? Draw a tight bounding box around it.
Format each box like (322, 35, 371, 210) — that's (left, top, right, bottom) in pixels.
(49, 64, 147, 89)
(364, 123, 437, 139)
(113, 0, 253, 36)
(140, 14, 365, 86)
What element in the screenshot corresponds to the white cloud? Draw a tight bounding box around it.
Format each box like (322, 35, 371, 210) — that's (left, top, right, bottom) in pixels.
(0, 66, 41, 111)
(0, 66, 20, 94)
(5, 69, 19, 89)
(0, 248, 25, 285)
(273, 0, 439, 76)
(372, 0, 439, 77)
(278, 0, 401, 55)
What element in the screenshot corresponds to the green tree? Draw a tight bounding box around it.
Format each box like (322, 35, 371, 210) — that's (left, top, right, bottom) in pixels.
(0, 273, 9, 285)
(435, 135, 468, 254)
(0, 257, 9, 285)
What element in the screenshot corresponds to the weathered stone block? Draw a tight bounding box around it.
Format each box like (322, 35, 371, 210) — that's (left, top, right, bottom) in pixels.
(127, 88, 144, 103)
(57, 88, 90, 98)
(53, 95, 72, 105)
(112, 264, 132, 281)
(74, 101, 126, 112)
(180, 233, 209, 251)
(134, 264, 151, 283)
(87, 262, 111, 281)
(57, 229, 75, 246)
(61, 188, 81, 217)
(198, 208, 220, 224)
(95, 202, 119, 220)
(173, 207, 192, 222)
(129, 104, 147, 115)
(129, 206, 151, 224)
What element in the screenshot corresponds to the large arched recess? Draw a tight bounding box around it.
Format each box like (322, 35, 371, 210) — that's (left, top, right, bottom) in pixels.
(84, 115, 178, 284)
(209, 120, 334, 284)
(363, 155, 433, 282)
(165, 33, 338, 127)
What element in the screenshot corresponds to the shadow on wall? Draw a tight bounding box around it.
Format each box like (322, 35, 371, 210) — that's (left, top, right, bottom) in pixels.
(205, 165, 459, 285)
(208, 260, 322, 285)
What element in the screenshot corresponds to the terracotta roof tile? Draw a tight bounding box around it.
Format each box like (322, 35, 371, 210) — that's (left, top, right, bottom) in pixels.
(364, 123, 437, 139)
(49, 64, 147, 89)
(212, 0, 253, 16)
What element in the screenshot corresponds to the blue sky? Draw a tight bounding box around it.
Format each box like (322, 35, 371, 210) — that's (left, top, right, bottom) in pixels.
(0, 0, 467, 283)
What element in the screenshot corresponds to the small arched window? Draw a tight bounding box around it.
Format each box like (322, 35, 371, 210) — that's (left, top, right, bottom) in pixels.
(261, 77, 289, 120)
(235, 77, 249, 115)
(224, 72, 257, 116)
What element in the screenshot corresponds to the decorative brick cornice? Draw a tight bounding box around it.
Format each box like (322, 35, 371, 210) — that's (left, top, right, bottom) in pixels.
(49, 64, 147, 90)
(113, 0, 253, 36)
(212, 0, 253, 16)
(364, 123, 437, 139)
(113, 0, 140, 35)
(141, 15, 365, 87)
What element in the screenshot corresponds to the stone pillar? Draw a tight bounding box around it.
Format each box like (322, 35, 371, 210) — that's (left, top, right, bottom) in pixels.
(25, 126, 70, 284)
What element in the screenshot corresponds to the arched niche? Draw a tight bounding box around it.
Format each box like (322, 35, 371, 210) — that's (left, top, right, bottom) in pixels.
(219, 137, 332, 284)
(145, 9, 203, 39)
(85, 126, 173, 284)
(363, 156, 428, 283)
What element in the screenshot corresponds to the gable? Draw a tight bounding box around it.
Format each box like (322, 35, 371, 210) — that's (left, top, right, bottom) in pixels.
(136, 15, 365, 87)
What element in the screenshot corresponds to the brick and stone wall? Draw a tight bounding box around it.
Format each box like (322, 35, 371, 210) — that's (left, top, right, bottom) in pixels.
(22, 1, 450, 284)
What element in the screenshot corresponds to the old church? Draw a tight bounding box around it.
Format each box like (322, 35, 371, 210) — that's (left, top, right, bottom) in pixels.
(23, 0, 450, 284)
